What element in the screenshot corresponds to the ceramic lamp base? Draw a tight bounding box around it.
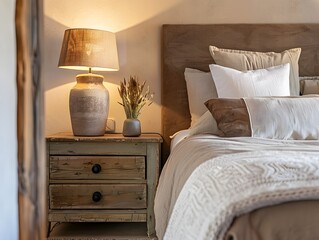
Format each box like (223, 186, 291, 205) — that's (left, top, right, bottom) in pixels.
(69, 73, 109, 136)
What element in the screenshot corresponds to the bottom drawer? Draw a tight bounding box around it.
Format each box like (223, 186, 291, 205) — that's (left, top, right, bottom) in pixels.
(49, 184, 146, 209)
(48, 209, 147, 222)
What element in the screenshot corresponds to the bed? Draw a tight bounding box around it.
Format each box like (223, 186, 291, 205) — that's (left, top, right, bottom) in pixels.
(155, 24, 319, 240)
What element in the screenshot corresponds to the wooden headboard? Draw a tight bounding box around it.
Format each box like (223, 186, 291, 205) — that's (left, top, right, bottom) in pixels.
(161, 24, 319, 163)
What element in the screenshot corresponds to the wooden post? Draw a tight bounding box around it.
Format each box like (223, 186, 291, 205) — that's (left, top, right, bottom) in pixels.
(15, 0, 46, 239)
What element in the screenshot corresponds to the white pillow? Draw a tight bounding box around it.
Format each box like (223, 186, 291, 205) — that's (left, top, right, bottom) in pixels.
(189, 110, 218, 136)
(184, 68, 218, 126)
(209, 46, 301, 96)
(244, 96, 319, 140)
(209, 63, 290, 98)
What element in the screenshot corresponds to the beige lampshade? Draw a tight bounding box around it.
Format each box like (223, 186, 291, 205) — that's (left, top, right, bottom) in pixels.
(58, 28, 119, 72)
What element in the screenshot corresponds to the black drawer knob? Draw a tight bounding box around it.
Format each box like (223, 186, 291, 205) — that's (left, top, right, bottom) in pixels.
(92, 191, 102, 202)
(92, 164, 101, 174)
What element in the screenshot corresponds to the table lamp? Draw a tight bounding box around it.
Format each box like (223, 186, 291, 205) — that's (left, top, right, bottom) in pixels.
(58, 28, 119, 136)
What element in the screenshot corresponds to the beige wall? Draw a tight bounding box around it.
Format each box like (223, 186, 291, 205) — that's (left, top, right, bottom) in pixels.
(0, 0, 18, 239)
(44, 0, 319, 135)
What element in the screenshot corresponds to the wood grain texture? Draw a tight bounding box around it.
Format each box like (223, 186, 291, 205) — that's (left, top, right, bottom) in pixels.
(50, 156, 146, 180)
(146, 143, 160, 237)
(47, 133, 163, 143)
(48, 210, 147, 222)
(162, 24, 319, 163)
(47, 134, 162, 237)
(49, 184, 147, 209)
(15, 0, 45, 239)
(48, 222, 154, 240)
(49, 142, 147, 155)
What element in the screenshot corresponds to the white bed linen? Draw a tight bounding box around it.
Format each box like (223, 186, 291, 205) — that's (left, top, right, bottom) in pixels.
(170, 129, 190, 151)
(154, 135, 319, 240)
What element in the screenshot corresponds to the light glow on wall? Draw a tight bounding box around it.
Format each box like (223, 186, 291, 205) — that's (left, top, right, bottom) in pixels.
(44, 0, 183, 32)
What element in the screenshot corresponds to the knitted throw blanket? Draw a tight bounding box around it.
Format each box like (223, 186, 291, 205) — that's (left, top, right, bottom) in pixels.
(163, 150, 319, 240)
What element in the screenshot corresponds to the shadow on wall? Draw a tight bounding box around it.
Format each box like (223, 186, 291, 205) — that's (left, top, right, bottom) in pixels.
(42, 1, 253, 135)
(43, 9, 168, 109)
(43, 11, 168, 134)
(44, 0, 318, 134)
(43, 0, 314, 103)
(43, 0, 319, 90)
(43, 17, 71, 91)
(44, 14, 162, 94)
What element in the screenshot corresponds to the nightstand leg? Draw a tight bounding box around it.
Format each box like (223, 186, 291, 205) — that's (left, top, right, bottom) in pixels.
(47, 221, 51, 237)
(146, 143, 160, 237)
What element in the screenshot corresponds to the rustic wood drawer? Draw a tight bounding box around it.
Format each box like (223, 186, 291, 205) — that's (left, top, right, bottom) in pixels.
(50, 156, 145, 180)
(49, 142, 147, 155)
(49, 184, 147, 209)
(46, 133, 162, 237)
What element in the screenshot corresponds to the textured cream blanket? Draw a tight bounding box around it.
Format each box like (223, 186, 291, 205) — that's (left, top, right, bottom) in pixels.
(154, 136, 319, 240)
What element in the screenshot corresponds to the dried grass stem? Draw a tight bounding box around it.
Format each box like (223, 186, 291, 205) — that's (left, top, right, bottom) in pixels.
(118, 76, 153, 119)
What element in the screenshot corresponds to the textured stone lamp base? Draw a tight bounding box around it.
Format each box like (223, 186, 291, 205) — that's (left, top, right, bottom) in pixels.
(69, 73, 109, 136)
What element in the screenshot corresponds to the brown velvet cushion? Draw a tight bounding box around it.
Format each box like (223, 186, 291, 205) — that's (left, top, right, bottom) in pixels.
(205, 98, 251, 137)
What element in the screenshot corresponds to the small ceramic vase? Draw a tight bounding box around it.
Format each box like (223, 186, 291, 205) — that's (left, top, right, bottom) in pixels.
(122, 118, 141, 137)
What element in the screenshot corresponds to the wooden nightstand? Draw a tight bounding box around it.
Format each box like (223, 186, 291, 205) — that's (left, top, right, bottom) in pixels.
(46, 133, 162, 238)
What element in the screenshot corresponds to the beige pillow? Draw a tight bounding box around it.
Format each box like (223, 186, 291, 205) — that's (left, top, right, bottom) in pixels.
(299, 76, 319, 95)
(209, 46, 301, 96)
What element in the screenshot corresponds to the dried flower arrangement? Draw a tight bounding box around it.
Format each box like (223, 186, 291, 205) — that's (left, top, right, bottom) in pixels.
(118, 76, 153, 119)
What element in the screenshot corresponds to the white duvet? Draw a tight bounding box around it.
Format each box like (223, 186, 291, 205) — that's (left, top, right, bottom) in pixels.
(154, 135, 319, 240)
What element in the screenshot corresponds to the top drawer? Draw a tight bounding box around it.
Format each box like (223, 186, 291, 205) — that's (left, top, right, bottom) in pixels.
(48, 142, 147, 155)
(50, 156, 145, 180)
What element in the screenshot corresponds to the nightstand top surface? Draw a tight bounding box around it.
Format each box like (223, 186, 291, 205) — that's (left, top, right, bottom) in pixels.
(46, 132, 163, 143)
